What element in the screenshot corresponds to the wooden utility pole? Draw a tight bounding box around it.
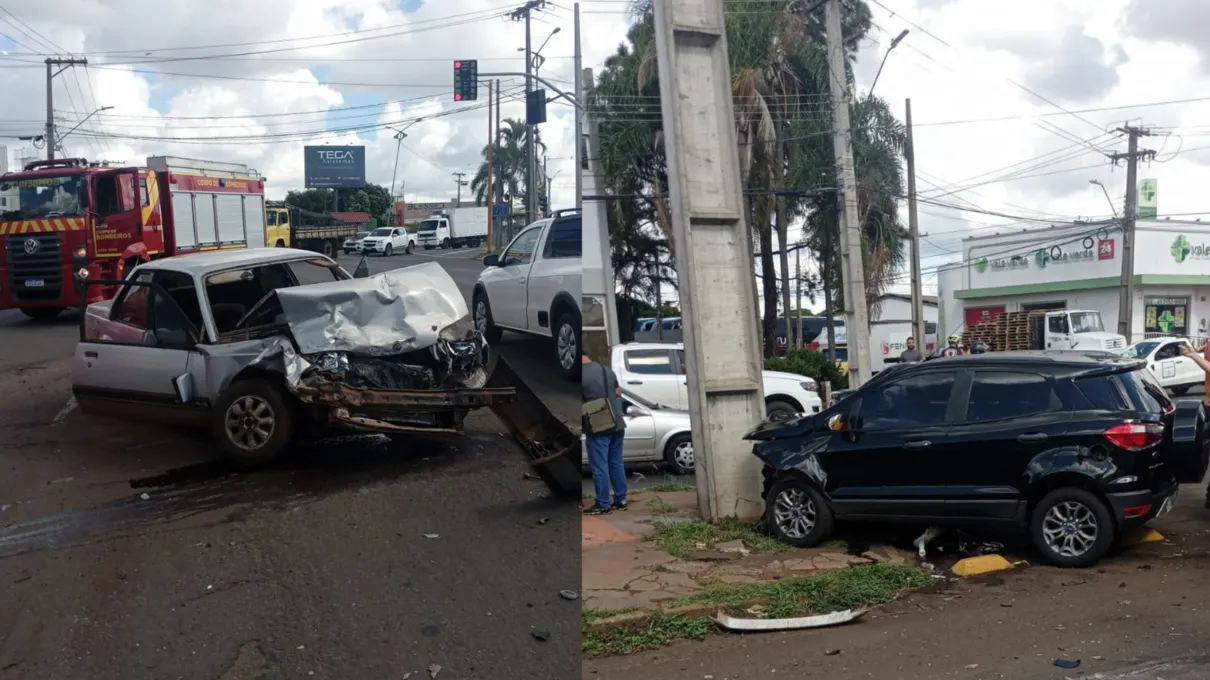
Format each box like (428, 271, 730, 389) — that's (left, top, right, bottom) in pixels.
(653, 0, 766, 521)
(1108, 126, 1155, 343)
(905, 98, 925, 351)
(486, 84, 494, 252)
(824, 0, 872, 387)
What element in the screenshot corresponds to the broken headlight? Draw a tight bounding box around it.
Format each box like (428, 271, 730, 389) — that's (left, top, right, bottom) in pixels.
(313, 351, 350, 374)
(433, 314, 489, 388)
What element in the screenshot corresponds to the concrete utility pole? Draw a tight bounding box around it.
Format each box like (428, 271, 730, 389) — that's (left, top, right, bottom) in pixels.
(510, 0, 546, 228)
(581, 66, 619, 362)
(574, 3, 583, 212)
(453, 171, 468, 205)
(653, 0, 766, 521)
(486, 83, 495, 251)
(495, 79, 504, 247)
(1108, 125, 1156, 343)
(823, 0, 872, 387)
(904, 99, 925, 352)
(45, 57, 89, 160)
(795, 246, 804, 349)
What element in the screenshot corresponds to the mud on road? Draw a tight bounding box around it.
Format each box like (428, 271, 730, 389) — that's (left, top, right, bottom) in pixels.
(0, 311, 579, 680)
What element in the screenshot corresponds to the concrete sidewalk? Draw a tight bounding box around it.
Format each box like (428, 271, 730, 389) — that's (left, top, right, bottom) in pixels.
(581, 490, 916, 613)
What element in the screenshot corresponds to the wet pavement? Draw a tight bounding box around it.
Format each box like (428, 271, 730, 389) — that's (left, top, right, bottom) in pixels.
(0, 246, 579, 679)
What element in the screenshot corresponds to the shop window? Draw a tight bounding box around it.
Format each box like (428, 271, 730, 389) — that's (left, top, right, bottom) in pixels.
(1144, 297, 1188, 336)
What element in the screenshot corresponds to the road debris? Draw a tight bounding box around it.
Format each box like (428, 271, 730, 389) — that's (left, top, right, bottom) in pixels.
(1053, 659, 1081, 669)
(559, 589, 579, 601)
(427, 663, 443, 678)
(712, 607, 869, 632)
(824, 649, 841, 656)
(140, 493, 151, 500)
(964, 664, 979, 669)
(531, 630, 550, 642)
(913, 527, 944, 558)
(423, 533, 439, 539)
(537, 517, 551, 525)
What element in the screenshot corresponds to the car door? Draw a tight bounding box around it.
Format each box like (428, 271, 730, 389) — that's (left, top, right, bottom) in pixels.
(942, 370, 1071, 521)
(619, 398, 659, 462)
(73, 277, 204, 425)
(616, 347, 683, 408)
(1150, 341, 1183, 386)
(527, 215, 581, 333)
(483, 223, 543, 329)
(1172, 340, 1204, 386)
(823, 369, 962, 520)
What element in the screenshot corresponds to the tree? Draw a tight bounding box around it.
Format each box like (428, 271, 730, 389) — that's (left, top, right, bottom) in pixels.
(469, 118, 545, 207)
(284, 183, 394, 223)
(598, 0, 906, 357)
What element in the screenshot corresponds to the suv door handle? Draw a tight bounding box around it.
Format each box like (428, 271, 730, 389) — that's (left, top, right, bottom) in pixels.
(627, 380, 643, 385)
(84, 350, 98, 358)
(1017, 433, 1048, 443)
(903, 440, 931, 450)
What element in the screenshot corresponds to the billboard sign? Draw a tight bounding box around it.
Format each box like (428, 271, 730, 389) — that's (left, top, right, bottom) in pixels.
(304, 145, 366, 189)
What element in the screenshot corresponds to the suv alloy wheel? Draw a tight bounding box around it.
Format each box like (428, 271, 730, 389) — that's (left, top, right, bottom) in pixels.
(763, 477, 835, 548)
(1030, 487, 1115, 568)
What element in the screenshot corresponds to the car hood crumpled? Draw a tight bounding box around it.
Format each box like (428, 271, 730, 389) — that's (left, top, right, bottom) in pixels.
(273, 261, 469, 356)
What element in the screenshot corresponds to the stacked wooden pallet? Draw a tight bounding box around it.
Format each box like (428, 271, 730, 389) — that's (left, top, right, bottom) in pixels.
(960, 310, 1047, 352)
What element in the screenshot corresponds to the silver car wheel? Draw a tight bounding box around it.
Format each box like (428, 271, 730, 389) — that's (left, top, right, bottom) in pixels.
(557, 321, 577, 371)
(1041, 500, 1098, 558)
(225, 395, 276, 452)
(475, 300, 489, 335)
(672, 440, 694, 470)
(773, 487, 816, 539)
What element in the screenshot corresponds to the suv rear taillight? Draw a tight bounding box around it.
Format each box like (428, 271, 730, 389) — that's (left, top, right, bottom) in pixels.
(1104, 422, 1164, 451)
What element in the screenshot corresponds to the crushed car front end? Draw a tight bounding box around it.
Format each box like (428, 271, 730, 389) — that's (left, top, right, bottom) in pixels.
(220, 261, 515, 436)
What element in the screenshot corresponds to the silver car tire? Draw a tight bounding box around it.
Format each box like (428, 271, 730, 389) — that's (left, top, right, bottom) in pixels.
(212, 378, 294, 467)
(664, 434, 694, 475)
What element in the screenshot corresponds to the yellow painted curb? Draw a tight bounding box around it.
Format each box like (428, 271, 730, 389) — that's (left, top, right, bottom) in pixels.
(951, 554, 1013, 577)
(1117, 528, 1165, 548)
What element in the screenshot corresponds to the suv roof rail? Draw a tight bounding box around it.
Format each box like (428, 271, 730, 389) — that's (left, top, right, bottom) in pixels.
(551, 208, 581, 218)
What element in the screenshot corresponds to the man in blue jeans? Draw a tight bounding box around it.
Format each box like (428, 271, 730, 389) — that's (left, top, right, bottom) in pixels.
(582, 353, 627, 515)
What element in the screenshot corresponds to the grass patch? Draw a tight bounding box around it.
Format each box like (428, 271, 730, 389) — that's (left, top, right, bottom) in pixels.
(583, 606, 637, 624)
(648, 497, 677, 515)
(582, 564, 929, 658)
(583, 612, 713, 658)
(646, 517, 788, 558)
(672, 563, 931, 618)
(646, 481, 695, 493)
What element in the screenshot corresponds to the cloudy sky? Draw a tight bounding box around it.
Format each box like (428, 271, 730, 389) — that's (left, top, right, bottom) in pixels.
(0, 0, 630, 210)
(1, 0, 1207, 304)
(854, 0, 1210, 297)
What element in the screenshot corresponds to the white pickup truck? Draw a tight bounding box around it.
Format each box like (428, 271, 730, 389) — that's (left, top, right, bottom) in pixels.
(1122, 336, 1205, 395)
(473, 210, 582, 379)
(357, 226, 417, 256)
(611, 342, 823, 421)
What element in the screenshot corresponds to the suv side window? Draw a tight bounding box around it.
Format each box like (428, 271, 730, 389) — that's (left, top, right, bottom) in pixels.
(860, 372, 956, 430)
(623, 349, 675, 375)
(502, 225, 542, 265)
(1155, 342, 1181, 360)
(1074, 375, 1131, 411)
(966, 371, 1058, 422)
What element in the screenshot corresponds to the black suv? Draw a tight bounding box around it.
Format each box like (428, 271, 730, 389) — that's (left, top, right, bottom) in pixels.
(747, 351, 1209, 567)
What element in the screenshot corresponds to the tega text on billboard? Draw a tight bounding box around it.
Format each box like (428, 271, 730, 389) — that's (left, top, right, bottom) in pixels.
(303, 145, 367, 189)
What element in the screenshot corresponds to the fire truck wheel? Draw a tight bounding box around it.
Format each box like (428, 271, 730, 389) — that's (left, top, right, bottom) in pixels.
(21, 307, 62, 322)
(213, 378, 295, 466)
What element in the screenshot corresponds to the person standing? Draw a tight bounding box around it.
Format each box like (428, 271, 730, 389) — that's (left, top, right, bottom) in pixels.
(1177, 343, 1210, 508)
(1196, 340, 1210, 406)
(581, 354, 628, 515)
(899, 337, 923, 363)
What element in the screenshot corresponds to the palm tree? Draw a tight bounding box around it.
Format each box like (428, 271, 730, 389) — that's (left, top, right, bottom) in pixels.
(469, 118, 546, 207)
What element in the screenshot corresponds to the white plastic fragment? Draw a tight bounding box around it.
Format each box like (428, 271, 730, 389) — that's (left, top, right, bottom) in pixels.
(712, 607, 869, 632)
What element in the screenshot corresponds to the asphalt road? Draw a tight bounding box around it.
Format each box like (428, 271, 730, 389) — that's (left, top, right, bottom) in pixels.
(0, 247, 579, 680)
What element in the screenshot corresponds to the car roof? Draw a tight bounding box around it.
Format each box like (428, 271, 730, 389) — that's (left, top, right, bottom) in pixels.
(136, 247, 331, 276)
(922, 350, 1142, 371)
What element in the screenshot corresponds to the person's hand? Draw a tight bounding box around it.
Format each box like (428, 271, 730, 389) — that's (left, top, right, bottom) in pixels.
(1181, 343, 1196, 358)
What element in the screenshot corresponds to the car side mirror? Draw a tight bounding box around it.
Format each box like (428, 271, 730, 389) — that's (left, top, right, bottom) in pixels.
(483, 254, 499, 267)
(622, 402, 636, 417)
(844, 398, 863, 442)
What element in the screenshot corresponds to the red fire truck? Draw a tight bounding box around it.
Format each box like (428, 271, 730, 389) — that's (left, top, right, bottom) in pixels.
(0, 155, 268, 320)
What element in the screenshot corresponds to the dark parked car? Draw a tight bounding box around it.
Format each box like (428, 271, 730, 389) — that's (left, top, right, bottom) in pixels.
(747, 351, 1210, 568)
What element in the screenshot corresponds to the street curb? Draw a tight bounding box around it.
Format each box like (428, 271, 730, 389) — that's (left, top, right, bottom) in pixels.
(584, 603, 720, 634)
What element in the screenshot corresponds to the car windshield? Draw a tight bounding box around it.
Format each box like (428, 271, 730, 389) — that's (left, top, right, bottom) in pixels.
(417, 219, 440, 233)
(0, 174, 84, 219)
(1069, 311, 1104, 334)
(1121, 340, 1161, 358)
(369, 228, 391, 237)
(354, 231, 369, 239)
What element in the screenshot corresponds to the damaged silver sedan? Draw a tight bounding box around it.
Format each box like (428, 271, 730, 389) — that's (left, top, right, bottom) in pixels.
(71, 248, 514, 465)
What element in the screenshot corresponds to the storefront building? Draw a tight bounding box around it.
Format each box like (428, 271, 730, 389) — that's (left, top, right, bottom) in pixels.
(937, 219, 1210, 343)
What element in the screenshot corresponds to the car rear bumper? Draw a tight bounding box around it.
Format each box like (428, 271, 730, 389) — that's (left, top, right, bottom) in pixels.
(1106, 482, 1179, 528)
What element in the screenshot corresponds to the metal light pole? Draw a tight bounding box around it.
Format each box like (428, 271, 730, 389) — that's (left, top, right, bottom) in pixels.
(1090, 179, 1120, 219)
(54, 106, 114, 156)
(868, 29, 909, 97)
(389, 122, 417, 225)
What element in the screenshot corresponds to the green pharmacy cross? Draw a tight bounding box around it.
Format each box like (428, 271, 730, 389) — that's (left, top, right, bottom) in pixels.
(1172, 235, 1192, 263)
(1157, 309, 1177, 334)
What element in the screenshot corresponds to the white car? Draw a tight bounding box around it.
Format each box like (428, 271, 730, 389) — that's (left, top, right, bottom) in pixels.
(343, 231, 370, 254)
(1122, 336, 1205, 395)
(611, 342, 823, 421)
(473, 210, 582, 380)
(579, 389, 696, 475)
(358, 226, 416, 256)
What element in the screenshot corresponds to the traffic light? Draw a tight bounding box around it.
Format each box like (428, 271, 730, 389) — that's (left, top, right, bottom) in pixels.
(526, 89, 546, 125)
(454, 60, 478, 101)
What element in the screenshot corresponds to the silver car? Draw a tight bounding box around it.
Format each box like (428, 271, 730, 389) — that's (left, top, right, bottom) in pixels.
(72, 248, 506, 466)
(581, 389, 695, 474)
(343, 231, 369, 254)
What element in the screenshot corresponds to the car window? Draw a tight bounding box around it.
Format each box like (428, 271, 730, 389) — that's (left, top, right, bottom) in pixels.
(1048, 315, 1066, 333)
(543, 216, 582, 259)
(114, 283, 151, 327)
(1074, 375, 1132, 411)
(1155, 342, 1181, 360)
(502, 226, 542, 265)
(1119, 366, 1170, 414)
(860, 372, 956, 430)
(288, 259, 343, 286)
(965, 371, 1058, 422)
(624, 349, 675, 375)
(151, 270, 204, 332)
